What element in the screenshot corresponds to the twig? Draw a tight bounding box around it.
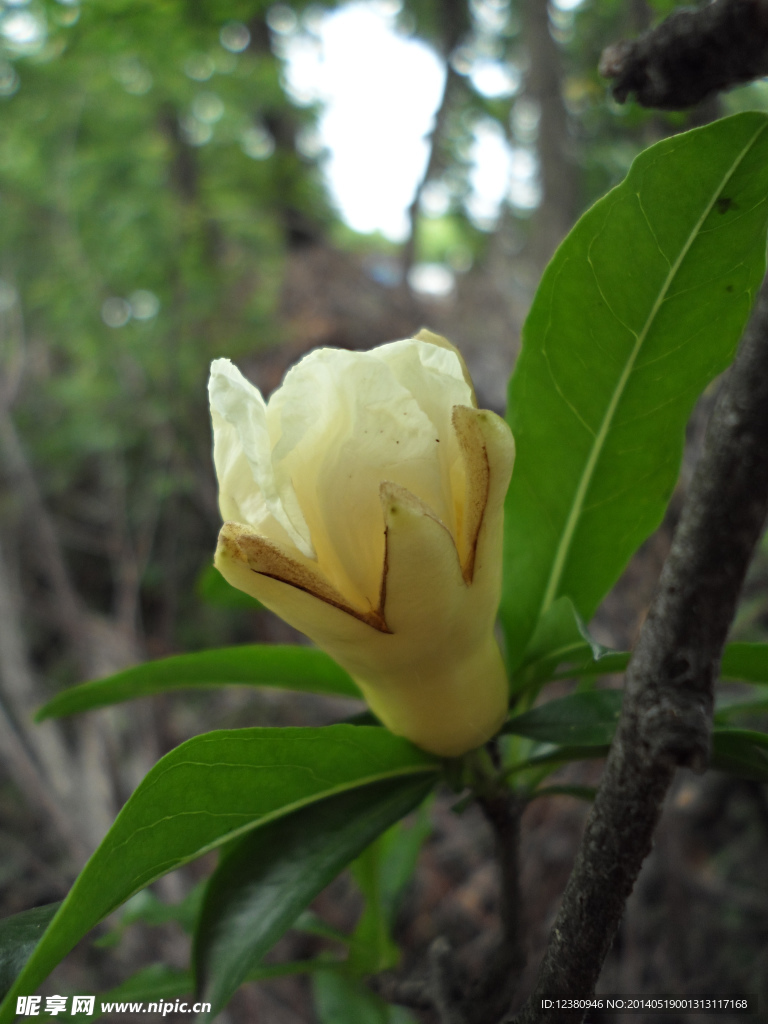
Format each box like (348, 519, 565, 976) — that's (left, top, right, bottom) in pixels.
(600, 0, 768, 110)
(429, 937, 467, 1024)
(507, 275, 768, 1024)
(372, 767, 526, 1023)
(478, 791, 524, 965)
(370, 939, 466, 1022)
(369, 971, 434, 1012)
(462, 789, 526, 1023)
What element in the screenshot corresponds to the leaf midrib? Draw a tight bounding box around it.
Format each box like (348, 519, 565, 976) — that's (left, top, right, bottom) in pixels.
(0, 762, 438, 1022)
(539, 123, 767, 616)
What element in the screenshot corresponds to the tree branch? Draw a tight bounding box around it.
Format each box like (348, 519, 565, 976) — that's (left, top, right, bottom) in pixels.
(506, 274, 768, 1023)
(600, 0, 768, 110)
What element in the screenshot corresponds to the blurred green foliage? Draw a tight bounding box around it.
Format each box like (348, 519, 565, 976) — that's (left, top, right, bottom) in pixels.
(2, 0, 765, 683)
(0, 0, 336, 666)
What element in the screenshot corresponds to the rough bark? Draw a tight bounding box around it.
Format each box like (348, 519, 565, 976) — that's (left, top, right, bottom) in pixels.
(601, 0, 768, 110)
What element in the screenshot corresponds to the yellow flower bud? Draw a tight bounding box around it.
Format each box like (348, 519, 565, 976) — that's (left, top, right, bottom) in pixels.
(208, 330, 514, 757)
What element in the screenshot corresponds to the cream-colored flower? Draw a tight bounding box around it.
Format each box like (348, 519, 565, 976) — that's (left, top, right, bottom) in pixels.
(208, 330, 514, 757)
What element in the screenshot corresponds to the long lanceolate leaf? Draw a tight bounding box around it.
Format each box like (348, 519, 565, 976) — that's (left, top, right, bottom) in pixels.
(0, 904, 60, 1002)
(502, 112, 768, 663)
(505, 690, 623, 747)
(720, 642, 768, 683)
(194, 775, 435, 1018)
(35, 645, 361, 720)
(0, 727, 439, 1022)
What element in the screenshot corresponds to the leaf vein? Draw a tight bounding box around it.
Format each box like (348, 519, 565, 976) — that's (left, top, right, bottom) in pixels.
(537, 121, 768, 615)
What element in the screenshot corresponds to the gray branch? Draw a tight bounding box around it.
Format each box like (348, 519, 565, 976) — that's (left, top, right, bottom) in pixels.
(506, 276, 768, 1023)
(600, 0, 768, 110)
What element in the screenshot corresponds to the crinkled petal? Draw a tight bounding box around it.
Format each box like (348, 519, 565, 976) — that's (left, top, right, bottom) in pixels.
(374, 337, 473, 541)
(412, 328, 477, 407)
(266, 348, 450, 610)
(208, 359, 314, 557)
(208, 335, 515, 758)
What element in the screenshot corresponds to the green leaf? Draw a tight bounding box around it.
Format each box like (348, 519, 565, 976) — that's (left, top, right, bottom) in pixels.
(194, 775, 435, 1017)
(347, 800, 432, 975)
(49, 960, 332, 1022)
(720, 642, 768, 683)
(555, 652, 630, 681)
(313, 969, 417, 1024)
(0, 726, 439, 1022)
(367, 803, 432, 931)
(101, 957, 332, 1008)
(514, 596, 623, 691)
(97, 965, 194, 1007)
(0, 903, 60, 1002)
(507, 744, 610, 775)
(292, 911, 352, 946)
(504, 690, 623, 746)
(119, 884, 203, 933)
(94, 883, 205, 948)
(714, 694, 768, 723)
(711, 727, 768, 781)
(196, 564, 263, 611)
(35, 645, 361, 720)
(529, 785, 597, 803)
(502, 112, 768, 662)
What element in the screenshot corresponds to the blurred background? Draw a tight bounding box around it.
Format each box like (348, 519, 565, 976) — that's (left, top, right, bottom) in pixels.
(2, 0, 768, 1019)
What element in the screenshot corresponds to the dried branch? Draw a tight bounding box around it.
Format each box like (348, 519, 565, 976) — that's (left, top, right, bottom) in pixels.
(600, 0, 768, 110)
(507, 276, 768, 1024)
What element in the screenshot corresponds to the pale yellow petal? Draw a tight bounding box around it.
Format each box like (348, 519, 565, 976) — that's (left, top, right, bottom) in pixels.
(374, 337, 473, 541)
(215, 522, 386, 631)
(468, 409, 516, 607)
(346, 481, 508, 757)
(209, 337, 514, 759)
(451, 405, 491, 582)
(267, 348, 448, 610)
(208, 359, 314, 557)
(414, 328, 477, 407)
